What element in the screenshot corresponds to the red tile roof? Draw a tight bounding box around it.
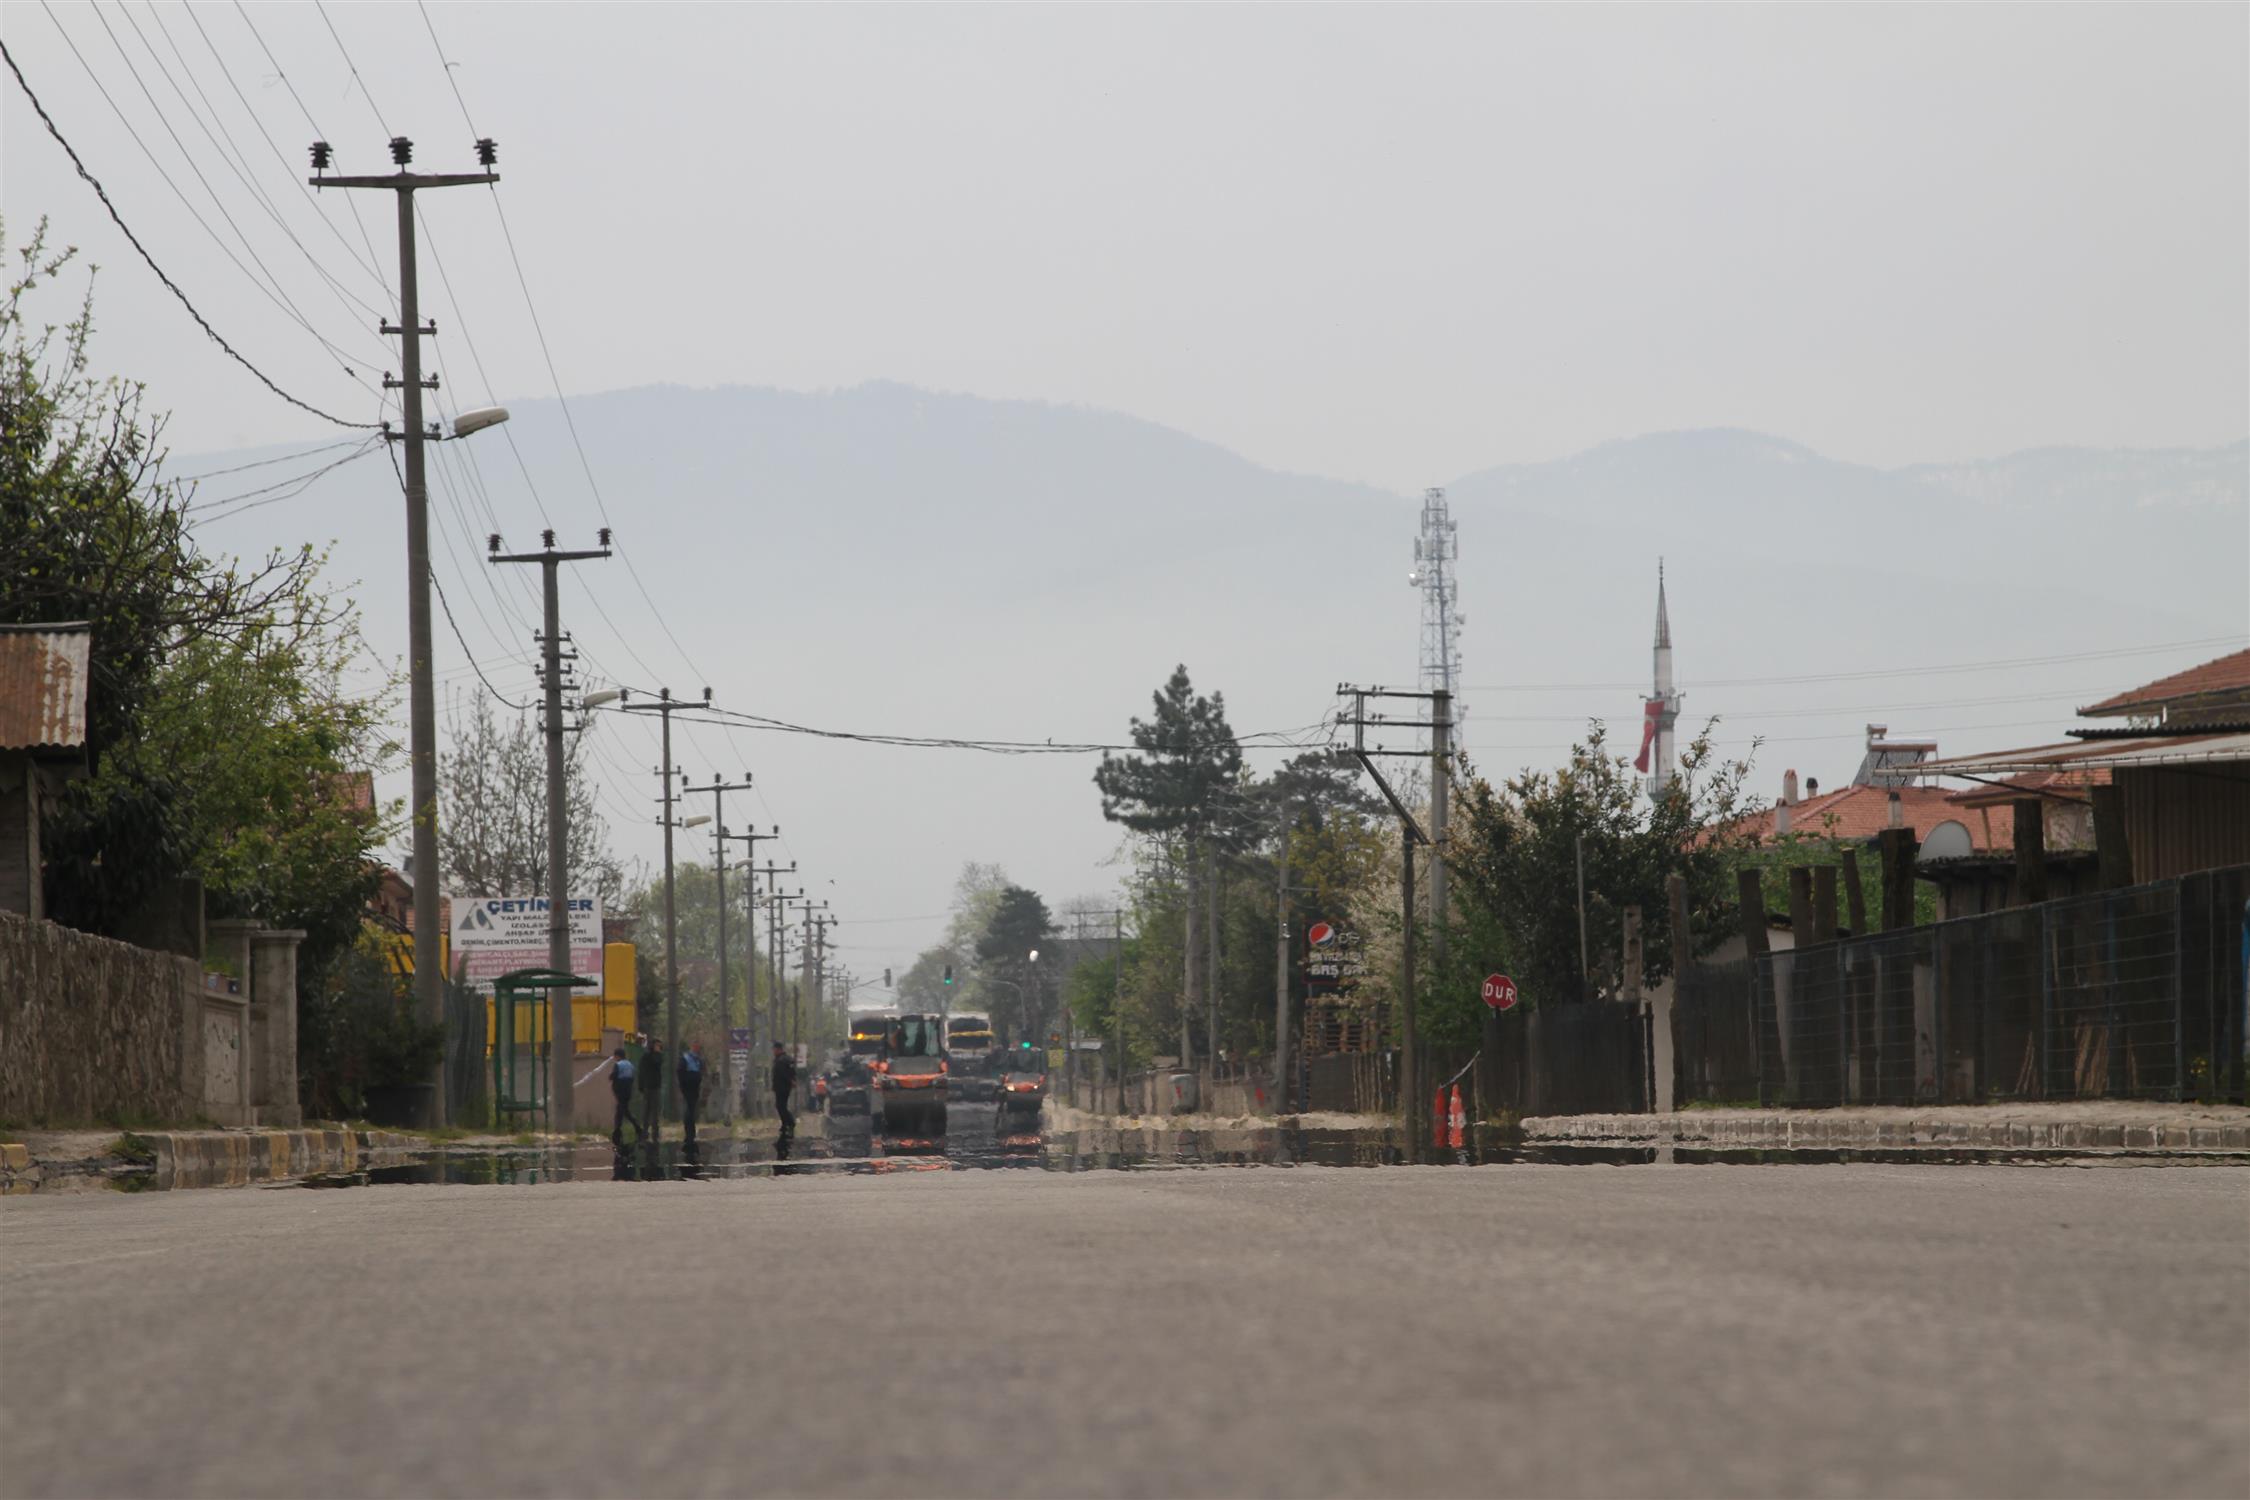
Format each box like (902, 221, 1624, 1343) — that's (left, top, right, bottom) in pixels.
(0, 623, 91, 751)
(2080, 648, 2250, 718)
(1737, 784, 2010, 850)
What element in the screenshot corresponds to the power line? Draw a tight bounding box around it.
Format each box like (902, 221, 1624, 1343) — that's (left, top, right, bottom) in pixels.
(1464, 635, 2244, 694)
(71, 1, 386, 389)
(186, 436, 383, 522)
(661, 704, 1334, 757)
(227, 0, 392, 299)
(1474, 685, 2129, 724)
(1, 35, 375, 429)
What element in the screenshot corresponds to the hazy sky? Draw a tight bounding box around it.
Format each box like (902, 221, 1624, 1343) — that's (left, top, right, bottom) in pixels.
(5, 3, 2246, 983)
(6, 4, 2245, 489)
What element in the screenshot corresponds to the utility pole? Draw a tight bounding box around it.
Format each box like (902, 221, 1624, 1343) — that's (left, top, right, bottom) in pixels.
(724, 833, 784, 1111)
(1431, 688, 1451, 980)
(489, 529, 611, 1132)
(620, 687, 711, 1133)
(1336, 684, 1445, 1159)
(686, 775, 754, 1122)
(315, 136, 499, 1124)
(766, 881, 806, 1059)
(806, 907, 835, 1053)
(1274, 823, 1292, 1109)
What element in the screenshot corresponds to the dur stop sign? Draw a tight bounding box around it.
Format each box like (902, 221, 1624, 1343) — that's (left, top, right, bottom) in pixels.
(1482, 973, 1519, 1011)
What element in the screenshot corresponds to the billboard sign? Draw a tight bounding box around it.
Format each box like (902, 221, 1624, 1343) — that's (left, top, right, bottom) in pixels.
(449, 895, 603, 995)
(1304, 921, 1367, 994)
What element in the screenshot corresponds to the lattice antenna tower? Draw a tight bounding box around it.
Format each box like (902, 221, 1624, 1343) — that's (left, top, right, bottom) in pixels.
(1409, 487, 1464, 746)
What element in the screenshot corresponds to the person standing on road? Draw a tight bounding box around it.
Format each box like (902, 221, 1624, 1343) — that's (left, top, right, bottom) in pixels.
(639, 1037, 665, 1144)
(676, 1043, 705, 1146)
(770, 1041, 798, 1141)
(606, 1047, 640, 1145)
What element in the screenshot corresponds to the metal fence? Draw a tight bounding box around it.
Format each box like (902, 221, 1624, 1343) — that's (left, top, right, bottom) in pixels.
(1672, 957, 1759, 1106)
(1482, 1002, 1649, 1117)
(1733, 865, 2249, 1107)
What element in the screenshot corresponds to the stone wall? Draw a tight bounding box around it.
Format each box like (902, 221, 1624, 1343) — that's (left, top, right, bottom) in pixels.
(0, 909, 197, 1123)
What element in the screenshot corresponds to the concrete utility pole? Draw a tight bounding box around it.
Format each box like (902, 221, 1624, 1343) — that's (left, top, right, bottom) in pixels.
(489, 530, 610, 1131)
(686, 776, 753, 1122)
(724, 834, 784, 1111)
(751, 861, 798, 1072)
(1336, 684, 1443, 1158)
(768, 884, 807, 1052)
(315, 136, 499, 1124)
(621, 687, 712, 1132)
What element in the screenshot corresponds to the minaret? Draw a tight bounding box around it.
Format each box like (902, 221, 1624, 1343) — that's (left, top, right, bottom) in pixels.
(1643, 563, 1682, 797)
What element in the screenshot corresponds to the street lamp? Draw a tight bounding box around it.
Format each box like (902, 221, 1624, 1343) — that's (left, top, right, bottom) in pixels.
(582, 689, 622, 710)
(450, 406, 509, 439)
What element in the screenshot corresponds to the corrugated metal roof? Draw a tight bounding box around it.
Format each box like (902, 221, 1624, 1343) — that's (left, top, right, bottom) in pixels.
(0, 623, 91, 751)
(1919, 732, 2250, 776)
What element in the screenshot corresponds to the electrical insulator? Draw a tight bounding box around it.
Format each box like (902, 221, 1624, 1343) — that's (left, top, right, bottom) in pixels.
(542, 528, 556, 548)
(309, 141, 332, 170)
(487, 533, 501, 554)
(598, 528, 612, 547)
(389, 136, 413, 166)
(475, 138, 498, 167)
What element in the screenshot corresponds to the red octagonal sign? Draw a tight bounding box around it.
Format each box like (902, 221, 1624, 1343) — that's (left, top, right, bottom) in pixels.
(1482, 973, 1519, 1011)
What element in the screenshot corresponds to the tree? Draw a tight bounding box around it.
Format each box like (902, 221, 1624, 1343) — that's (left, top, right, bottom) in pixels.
(977, 885, 1057, 1040)
(438, 689, 625, 907)
(1093, 665, 1242, 1065)
(3, 223, 345, 936)
(1445, 722, 1759, 1041)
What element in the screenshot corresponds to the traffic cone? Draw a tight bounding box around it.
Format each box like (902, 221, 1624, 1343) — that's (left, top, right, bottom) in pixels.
(1448, 1083, 1467, 1148)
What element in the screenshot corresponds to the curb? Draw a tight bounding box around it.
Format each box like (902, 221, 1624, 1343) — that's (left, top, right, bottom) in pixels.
(1522, 1112, 2250, 1153)
(143, 1128, 425, 1187)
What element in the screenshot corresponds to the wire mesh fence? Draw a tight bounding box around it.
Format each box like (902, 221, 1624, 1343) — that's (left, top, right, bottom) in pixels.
(1672, 957, 1758, 1106)
(1484, 1002, 1649, 1117)
(1711, 864, 2250, 1107)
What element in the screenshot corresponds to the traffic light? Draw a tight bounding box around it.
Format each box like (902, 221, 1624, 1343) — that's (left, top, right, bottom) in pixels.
(943, 965, 954, 985)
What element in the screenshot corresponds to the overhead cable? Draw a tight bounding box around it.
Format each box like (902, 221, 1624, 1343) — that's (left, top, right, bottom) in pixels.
(1, 37, 376, 429)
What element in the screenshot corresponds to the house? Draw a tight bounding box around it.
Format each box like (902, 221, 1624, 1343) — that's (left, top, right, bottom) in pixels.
(1918, 647, 2250, 885)
(1734, 726, 2014, 855)
(0, 623, 92, 920)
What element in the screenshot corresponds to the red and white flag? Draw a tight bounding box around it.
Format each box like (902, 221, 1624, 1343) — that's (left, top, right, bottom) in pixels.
(1634, 697, 1663, 773)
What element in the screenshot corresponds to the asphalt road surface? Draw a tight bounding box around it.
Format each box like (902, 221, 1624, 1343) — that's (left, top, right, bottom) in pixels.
(3, 1162, 2244, 1498)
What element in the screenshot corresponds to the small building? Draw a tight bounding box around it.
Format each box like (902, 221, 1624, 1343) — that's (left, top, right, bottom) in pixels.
(0, 623, 92, 920)
(1919, 648, 2250, 884)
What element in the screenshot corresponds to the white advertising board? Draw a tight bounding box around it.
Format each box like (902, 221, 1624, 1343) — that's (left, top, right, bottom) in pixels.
(449, 895, 603, 995)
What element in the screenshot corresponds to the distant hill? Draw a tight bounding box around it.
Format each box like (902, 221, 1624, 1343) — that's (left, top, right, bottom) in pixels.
(181, 384, 2247, 949)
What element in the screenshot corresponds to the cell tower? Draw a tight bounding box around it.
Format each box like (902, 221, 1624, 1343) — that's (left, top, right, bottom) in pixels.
(1408, 487, 1463, 733)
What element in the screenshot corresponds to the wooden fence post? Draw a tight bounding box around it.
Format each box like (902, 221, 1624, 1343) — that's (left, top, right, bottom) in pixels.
(1787, 867, 1815, 945)
(2013, 798, 2048, 906)
(2089, 784, 2132, 890)
(1812, 865, 1838, 945)
(1840, 848, 1868, 937)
